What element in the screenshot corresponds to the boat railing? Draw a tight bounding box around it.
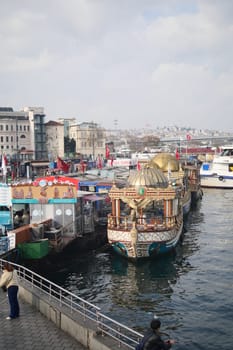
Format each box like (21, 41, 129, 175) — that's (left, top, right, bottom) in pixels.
(0, 258, 142, 349)
(108, 214, 178, 231)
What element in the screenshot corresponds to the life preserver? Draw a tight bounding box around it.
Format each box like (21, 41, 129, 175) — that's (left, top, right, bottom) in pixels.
(218, 176, 224, 181)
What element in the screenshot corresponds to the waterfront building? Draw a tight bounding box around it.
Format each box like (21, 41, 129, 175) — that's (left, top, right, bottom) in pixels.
(58, 117, 76, 138)
(0, 106, 47, 162)
(70, 121, 106, 160)
(45, 120, 64, 159)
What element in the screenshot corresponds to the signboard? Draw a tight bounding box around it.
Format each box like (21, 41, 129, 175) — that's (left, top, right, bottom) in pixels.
(11, 177, 77, 204)
(0, 183, 11, 207)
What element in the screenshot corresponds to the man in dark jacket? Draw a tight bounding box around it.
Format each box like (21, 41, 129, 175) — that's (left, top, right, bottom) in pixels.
(142, 318, 175, 350)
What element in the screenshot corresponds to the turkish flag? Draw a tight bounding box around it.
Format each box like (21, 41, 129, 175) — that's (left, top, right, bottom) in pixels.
(57, 157, 69, 173)
(105, 145, 110, 159)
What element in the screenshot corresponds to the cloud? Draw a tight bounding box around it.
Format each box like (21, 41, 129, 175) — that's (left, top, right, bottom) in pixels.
(1, 0, 233, 132)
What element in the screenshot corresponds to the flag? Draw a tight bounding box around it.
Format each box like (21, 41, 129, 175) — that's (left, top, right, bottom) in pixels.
(1, 154, 8, 176)
(175, 149, 180, 160)
(186, 133, 192, 141)
(57, 157, 69, 173)
(97, 156, 102, 169)
(105, 145, 110, 159)
(137, 160, 141, 171)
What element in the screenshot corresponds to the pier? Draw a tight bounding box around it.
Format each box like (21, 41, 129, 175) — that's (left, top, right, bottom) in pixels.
(0, 258, 142, 350)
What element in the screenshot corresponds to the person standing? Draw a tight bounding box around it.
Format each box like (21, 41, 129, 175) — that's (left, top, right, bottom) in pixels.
(136, 318, 175, 350)
(0, 262, 20, 319)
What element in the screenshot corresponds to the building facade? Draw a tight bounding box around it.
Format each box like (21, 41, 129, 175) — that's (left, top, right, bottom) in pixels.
(0, 106, 47, 162)
(69, 122, 106, 160)
(45, 120, 64, 159)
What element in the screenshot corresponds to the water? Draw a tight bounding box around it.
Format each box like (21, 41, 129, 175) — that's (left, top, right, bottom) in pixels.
(38, 189, 233, 350)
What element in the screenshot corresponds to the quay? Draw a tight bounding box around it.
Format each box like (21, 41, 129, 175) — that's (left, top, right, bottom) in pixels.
(0, 290, 85, 350)
(0, 258, 142, 350)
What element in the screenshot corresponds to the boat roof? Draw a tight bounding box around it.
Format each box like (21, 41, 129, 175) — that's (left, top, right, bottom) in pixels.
(221, 145, 233, 149)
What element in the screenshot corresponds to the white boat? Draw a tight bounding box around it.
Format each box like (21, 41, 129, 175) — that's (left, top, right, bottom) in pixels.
(200, 145, 233, 188)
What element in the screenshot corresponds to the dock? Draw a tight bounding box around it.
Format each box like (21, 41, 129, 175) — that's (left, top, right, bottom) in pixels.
(0, 258, 142, 350)
(0, 290, 86, 349)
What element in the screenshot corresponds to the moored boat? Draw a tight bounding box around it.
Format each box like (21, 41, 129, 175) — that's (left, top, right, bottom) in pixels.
(148, 153, 193, 215)
(107, 167, 183, 260)
(182, 164, 203, 203)
(200, 145, 233, 188)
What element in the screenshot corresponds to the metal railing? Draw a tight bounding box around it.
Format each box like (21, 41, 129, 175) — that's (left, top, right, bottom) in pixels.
(0, 258, 142, 349)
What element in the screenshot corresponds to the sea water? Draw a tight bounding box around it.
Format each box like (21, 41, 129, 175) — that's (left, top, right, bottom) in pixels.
(39, 188, 233, 350)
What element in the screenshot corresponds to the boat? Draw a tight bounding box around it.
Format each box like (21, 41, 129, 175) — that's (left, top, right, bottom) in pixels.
(200, 145, 233, 188)
(107, 167, 183, 260)
(148, 153, 192, 215)
(182, 163, 203, 202)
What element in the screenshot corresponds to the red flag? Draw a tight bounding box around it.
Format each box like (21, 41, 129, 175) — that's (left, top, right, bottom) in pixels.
(137, 160, 141, 171)
(1, 154, 8, 176)
(175, 149, 180, 160)
(110, 156, 114, 167)
(186, 133, 192, 141)
(97, 156, 102, 169)
(57, 157, 69, 173)
(105, 145, 110, 159)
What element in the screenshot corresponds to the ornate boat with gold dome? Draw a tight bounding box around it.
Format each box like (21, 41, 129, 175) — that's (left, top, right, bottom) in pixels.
(147, 153, 192, 215)
(107, 167, 183, 260)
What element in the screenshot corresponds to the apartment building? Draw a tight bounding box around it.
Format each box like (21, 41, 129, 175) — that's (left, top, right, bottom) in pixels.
(69, 121, 106, 160)
(0, 106, 47, 162)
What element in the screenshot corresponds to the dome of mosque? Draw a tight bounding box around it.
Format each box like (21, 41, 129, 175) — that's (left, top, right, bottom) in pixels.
(148, 153, 179, 172)
(127, 166, 168, 188)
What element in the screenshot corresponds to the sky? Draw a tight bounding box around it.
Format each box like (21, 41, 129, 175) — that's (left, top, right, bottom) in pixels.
(1, 0, 233, 132)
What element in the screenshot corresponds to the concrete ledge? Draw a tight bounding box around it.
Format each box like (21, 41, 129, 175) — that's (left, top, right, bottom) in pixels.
(19, 283, 129, 350)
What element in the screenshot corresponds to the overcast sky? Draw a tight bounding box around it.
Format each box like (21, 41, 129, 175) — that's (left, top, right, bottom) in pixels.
(1, 0, 233, 131)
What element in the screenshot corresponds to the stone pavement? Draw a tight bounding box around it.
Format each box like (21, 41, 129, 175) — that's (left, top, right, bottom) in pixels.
(0, 291, 86, 349)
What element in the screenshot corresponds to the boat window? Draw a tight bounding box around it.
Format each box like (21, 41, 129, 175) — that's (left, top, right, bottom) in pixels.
(228, 164, 233, 172)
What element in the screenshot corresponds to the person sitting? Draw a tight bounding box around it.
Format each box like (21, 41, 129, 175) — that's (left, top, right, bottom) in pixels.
(139, 318, 175, 350)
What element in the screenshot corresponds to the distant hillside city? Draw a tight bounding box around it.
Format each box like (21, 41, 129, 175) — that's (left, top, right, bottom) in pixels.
(0, 106, 232, 167)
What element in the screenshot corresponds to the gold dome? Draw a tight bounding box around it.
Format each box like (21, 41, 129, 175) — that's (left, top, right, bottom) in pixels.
(127, 167, 168, 188)
(149, 152, 179, 172)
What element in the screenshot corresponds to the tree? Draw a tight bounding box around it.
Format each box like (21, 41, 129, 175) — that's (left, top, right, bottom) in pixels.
(64, 137, 76, 157)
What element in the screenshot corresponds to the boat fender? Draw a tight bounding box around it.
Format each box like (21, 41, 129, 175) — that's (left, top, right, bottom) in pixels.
(218, 176, 224, 181)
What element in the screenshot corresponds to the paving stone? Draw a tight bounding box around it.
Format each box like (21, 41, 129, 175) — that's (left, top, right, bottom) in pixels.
(0, 292, 86, 349)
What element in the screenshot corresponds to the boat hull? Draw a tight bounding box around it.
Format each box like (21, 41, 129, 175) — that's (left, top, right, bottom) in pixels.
(200, 148, 233, 188)
(182, 190, 192, 215)
(108, 221, 183, 260)
(200, 174, 233, 188)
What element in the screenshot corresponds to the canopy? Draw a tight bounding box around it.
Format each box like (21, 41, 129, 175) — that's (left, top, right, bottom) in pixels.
(83, 194, 105, 201)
